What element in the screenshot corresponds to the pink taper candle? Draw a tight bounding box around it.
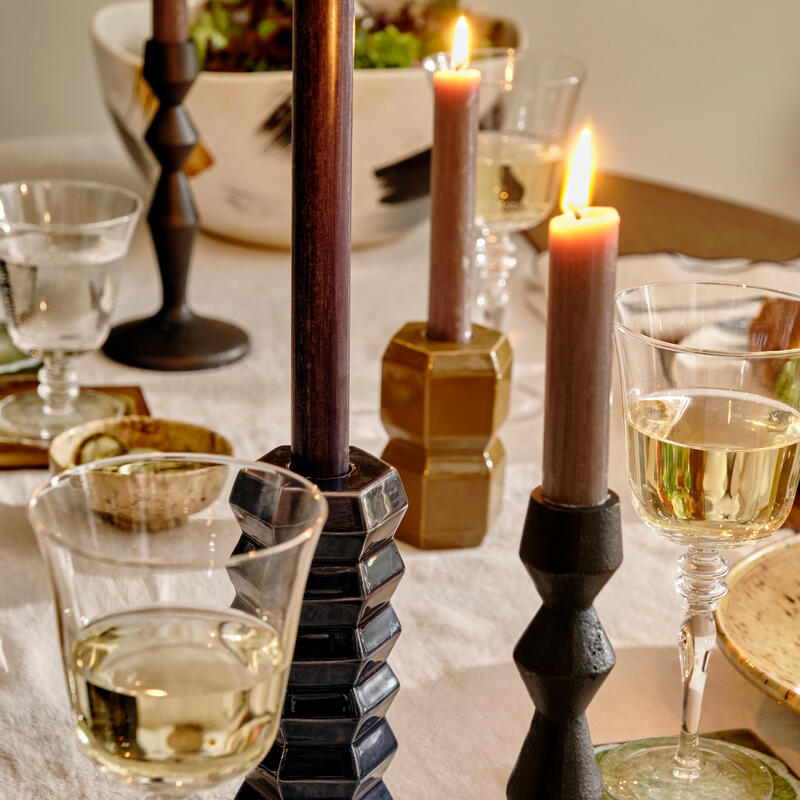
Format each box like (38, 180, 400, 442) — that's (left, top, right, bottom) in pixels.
(542, 129, 619, 507)
(427, 17, 480, 343)
(153, 0, 187, 43)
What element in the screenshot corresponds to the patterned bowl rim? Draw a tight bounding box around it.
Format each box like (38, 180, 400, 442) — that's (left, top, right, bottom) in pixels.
(715, 534, 800, 713)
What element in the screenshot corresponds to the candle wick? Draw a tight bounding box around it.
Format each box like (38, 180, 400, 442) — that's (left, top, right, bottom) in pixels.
(573, 208, 582, 221)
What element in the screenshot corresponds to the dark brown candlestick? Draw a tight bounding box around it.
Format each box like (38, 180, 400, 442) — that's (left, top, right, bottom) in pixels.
(427, 67, 479, 343)
(290, 0, 352, 480)
(152, 0, 187, 43)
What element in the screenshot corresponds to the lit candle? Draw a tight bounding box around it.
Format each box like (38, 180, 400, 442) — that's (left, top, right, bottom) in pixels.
(152, 0, 187, 43)
(542, 129, 619, 507)
(427, 17, 480, 343)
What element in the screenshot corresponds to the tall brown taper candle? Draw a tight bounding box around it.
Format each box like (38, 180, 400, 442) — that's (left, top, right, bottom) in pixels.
(542, 129, 619, 507)
(427, 17, 479, 343)
(290, 0, 352, 479)
(152, 0, 187, 42)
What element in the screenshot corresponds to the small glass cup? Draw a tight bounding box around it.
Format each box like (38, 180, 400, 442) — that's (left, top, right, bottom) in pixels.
(0, 180, 142, 440)
(29, 453, 327, 797)
(424, 48, 585, 328)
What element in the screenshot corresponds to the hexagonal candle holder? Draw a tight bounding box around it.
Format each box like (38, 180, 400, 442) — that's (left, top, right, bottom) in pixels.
(234, 445, 407, 800)
(380, 321, 512, 549)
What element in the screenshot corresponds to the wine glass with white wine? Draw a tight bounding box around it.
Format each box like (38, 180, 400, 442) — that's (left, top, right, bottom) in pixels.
(29, 453, 327, 798)
(601, 281, 800, 800)
(472, 49, 585, 328)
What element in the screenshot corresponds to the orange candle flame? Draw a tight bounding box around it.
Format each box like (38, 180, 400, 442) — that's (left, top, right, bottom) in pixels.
(561, 128, 594, 214)
(452, 16, 470, 70)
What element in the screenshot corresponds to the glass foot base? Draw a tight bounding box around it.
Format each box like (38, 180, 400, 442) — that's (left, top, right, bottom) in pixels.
(599, 737, 773, 800)
(0, 389, 125, 440)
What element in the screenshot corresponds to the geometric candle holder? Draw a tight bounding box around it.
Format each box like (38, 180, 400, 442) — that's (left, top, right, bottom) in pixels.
(507, 487, 623, 800)
(235, 445, 408, 800)
(380, 321, 512, 549)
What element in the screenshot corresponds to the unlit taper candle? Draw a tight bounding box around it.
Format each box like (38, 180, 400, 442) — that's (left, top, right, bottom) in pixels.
(152, 0, 187, 43)
(427, 17, 479, 343)
(542, 129, 619, 507)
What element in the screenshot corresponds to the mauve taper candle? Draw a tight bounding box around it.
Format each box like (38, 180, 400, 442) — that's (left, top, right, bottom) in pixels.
(542, 130, 619, 507)
(427, 17, 479, 343)
(152, 0, 187, 43)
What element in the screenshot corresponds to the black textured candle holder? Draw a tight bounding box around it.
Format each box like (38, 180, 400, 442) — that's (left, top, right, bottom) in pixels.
(508, 487, 623, 800)
(103, 39, 249, 371)
(235, 445, 407, 800)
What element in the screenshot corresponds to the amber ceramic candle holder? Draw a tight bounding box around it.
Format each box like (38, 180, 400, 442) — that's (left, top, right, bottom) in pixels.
(380, 322, 511, 549)
(507, 488, 622, 800)
(103, 39, 249, 371)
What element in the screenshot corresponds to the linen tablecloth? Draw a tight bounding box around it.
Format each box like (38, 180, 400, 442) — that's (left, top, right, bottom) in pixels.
(0, 134, 798, 799)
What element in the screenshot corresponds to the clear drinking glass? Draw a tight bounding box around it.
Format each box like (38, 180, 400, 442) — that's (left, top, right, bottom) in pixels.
(601, 281, 800, 800)
(425, 48, 585, 328)
(29, 453, 327, 797)
(0, 180, 142, 439)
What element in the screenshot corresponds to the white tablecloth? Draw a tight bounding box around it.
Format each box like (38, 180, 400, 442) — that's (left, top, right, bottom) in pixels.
(0, 134, 799, 799)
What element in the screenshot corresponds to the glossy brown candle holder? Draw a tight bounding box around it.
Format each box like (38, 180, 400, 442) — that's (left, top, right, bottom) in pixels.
(508, 488, 623, 800)
(103, 39, 249, 371)
(380, 322, 511, 549)
(235, 446, 407, 800)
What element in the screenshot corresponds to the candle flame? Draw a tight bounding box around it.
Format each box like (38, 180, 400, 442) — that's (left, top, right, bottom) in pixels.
(452, 16, 470, 70)
(561, 128, 594, 213)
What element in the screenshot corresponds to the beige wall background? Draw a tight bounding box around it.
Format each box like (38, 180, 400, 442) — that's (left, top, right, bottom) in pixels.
(1, 0, 799, 219)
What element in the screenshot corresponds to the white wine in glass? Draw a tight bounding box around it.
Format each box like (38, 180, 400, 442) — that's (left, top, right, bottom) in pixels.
(475, 132, 563, 230)
(627, 388, 800, 544)
(70, 607, 287, 787)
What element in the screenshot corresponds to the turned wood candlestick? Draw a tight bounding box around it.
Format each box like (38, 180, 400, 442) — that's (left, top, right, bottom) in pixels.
(508, 488, 622, 800)
(103, 39, 249, 371)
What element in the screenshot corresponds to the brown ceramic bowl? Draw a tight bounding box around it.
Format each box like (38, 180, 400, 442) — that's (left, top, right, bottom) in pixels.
(49, 416, 234, 531)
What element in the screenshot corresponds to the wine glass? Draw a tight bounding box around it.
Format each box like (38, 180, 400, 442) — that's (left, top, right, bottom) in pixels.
(601, 281, 800, 800)
(0, 180, 142, 440)
(29, 453, 327, 797)
(425, 48, 585, 328)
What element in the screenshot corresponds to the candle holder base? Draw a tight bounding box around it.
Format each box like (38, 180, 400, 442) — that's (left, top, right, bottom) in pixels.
(103, 312, 249, 371)
(380, 322, 511, 549)
(234, 446, 407, 800)
(382, 437, 505, 549)
(508, 487, 622, 800)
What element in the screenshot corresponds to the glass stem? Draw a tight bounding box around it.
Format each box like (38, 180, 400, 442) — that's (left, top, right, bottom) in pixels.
(474, 226, 517, 329)
(672, 546, 728, 781)
(37, 352, 78, 417)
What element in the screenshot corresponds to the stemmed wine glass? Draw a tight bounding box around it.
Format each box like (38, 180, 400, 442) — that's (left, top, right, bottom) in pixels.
(600, 281, 800, 800)
(0, 180, 142, 440)
(425, 48, 585, 328)
(29, 453, 327, 797)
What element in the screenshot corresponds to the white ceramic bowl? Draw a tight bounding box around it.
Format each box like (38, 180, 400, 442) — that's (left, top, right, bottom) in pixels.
(91, 1, 522, 248)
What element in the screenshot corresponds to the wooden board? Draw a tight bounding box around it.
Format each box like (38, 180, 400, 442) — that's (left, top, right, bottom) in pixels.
(0, 377, 149, 468)
(526, 172, 800, 261)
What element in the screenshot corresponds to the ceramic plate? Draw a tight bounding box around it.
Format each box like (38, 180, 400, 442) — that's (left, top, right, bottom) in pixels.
(0, 324, 38, 375)
(716, 536, 800, 712)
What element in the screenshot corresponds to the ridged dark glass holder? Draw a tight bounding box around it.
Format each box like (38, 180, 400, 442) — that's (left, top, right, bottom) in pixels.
(235, 445, 407, 800)
(508, 487, 623, 800)
(103, 39, 249, 371)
